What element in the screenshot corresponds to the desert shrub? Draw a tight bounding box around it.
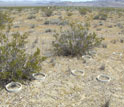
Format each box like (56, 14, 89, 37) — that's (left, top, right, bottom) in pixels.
(67, 11, 73, 16)
(118, 12, 123, 17)
(100, 13, 108, 20)
(44, 20, 50, 25)
(44, 19, 68, 26)
(0, 11, 46, 86)
(0, 32, 46, 84)
(30, 24, 35, 29)
(93, 15, 99, 20)
(78, 8, 91, 16)
(45, 28, 52, 33)
(27, 15, 36, 19)
(93, 13, 108, 20)
(0, 12, 13, 30)
(52, 22, 103, 56)
(16, 7, 23, 12)
(43, 7, 54, 17)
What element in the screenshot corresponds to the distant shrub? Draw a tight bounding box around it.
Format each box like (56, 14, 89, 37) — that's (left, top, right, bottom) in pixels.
(27, 15, 36, 19)
(67, 12, 73, 16)
(93, 13, 108, 20)
(45, 28, 52, 33)
(52, 22, 103, 56)
(93, 15, 99, 20)
(16, 7, 23, 12)
(0, 12, 13, 30)
(44, 20, 50, 25)
(78, 8, 91, 15)
(44, 19, 68, 26)
(43, 7, 54, 17)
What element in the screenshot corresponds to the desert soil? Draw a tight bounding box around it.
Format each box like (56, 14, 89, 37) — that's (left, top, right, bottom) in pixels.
(0, 8, 124, 107)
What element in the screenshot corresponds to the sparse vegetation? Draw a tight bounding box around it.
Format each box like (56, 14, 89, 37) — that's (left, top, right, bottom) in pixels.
(67, 11, 73, 16)
(102, 100, 110, 107)
(43, 7, 54, 17)
(0, 33, 45, 84)
(44, 19, 68, 25)
(0, 12, 13, 30)
(0, 11, 46, 86)
(0, 5, 124, 106)
(93, 12, 108, 20)
(27, 15, 36, 19)
(53, 22, 103, 56)
(78, 8, 91, 15)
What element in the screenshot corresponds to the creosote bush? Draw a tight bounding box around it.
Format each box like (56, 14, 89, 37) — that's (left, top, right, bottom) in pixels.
(0, 11, 46, 86)
(93, 12, 108, 20)
(67, 11, 73, 16)
(0, 12, 13, 30)
(78, 8, 91, 16)
(0, 32, 46, 84)
(43, 7, 54, 17)
(53, 22, 103, 56)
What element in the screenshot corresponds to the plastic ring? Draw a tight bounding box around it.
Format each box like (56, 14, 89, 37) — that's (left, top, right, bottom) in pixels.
(5, 82, 22, 93)
(32, 72, 46, 80)
(96, 74, 111, 82)
(71, 70, 85, 76)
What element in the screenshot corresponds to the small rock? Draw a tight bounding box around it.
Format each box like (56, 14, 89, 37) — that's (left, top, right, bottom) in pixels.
(108, 25, 113, 28)
(110, 40, 116, 44)
(30, 24, 35, 29)
(99, 64, 105, 70)
(120, 38, 124, 43)
(27, 15, 36, 19)
(117, 23, 123, 29)
(45, 29, 52, 33)
(99, 22, 103, 26)
(96, 28, 102, 31)
(101, 43, 107, 48)
(82, 59, 86, 63)
(13, 25, 20, 28)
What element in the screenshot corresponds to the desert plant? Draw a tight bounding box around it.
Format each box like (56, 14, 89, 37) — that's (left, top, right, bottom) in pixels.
(93, 13, 108, 20)
(0, 12, 13, 30)
(93, 15, 99, 20)
(44, 19, 68, 26)
(78, 8, 91, 16)
(0, 32, 46, 84)
(43, 7, 54, 17)
(52, 22, 103, 56)
(102, 100, 110, 107)
(27, 15, 36, 19)
(67, 11, 73, 16)
(100, 13, 108, 20)
(0, 11, 46, 86)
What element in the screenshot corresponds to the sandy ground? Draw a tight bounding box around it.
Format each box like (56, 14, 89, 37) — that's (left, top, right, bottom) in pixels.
(0, 8, 124, 107)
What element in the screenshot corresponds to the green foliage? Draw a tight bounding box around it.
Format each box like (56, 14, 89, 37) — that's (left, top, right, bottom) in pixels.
(78, 8, 91, 15)
(67, 11, 73, 16)
(27, 15, 36, 19)
(93, 13, 108, 20)
(0, 12, 13, 30)
(0, 11, 46, 86)
(0, 32, 45, 84)
(43, 7, 54, 17)
(52, 22, 103, 56)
